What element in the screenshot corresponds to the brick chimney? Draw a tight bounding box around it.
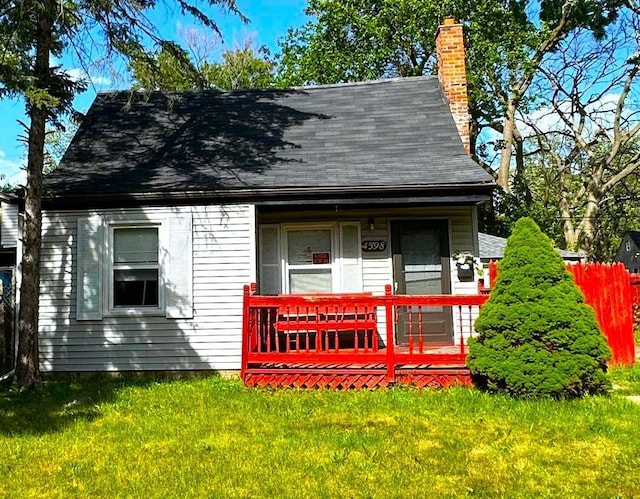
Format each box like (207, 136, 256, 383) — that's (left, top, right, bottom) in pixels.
(435, 18, 470, 154)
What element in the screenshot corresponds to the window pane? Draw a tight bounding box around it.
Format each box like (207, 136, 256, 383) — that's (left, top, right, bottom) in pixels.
(114, 228, 158, 263)
(114, 269, 159, 306)
(287, 230, 331, 264)
(290, 269, 332, 294)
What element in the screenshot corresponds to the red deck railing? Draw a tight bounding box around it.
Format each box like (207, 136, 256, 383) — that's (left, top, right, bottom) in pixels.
(241, 284, 488, 383)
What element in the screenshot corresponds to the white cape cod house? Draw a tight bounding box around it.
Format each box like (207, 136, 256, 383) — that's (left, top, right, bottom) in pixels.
(39, 20, 496, 374)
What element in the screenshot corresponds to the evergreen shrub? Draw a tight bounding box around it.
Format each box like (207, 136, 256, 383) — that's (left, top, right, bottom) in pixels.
(467, 217, 611, 398)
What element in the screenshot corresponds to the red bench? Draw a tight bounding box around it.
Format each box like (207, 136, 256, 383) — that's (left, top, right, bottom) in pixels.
(274, 293, 378, 351)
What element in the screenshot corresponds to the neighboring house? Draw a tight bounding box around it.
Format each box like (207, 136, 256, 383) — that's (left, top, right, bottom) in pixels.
(0, 192, 19, 373)
(39, 20, 495, 373)
(614, 231, 640, 273)
(479, 232, 584, 262)
(477, 232, 584, 287)
(0, 193, 19, 268)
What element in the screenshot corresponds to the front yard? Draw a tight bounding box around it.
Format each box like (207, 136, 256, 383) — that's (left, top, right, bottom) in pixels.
(1, 367, 640, 497)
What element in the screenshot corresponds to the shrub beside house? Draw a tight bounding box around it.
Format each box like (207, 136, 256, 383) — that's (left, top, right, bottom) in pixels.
(468, 218, 611, 398)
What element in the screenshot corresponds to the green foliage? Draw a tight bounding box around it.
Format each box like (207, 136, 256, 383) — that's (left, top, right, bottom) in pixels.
(276, 0, 451, 86)
(487, 134, 640, 261)
(2, 375, 640, 496)
(202, 45, 275, 89)
(129, 43, 204, 91)
(44, 120, 79, 173)
(131, 43, 275, 91)
(468, 217, 611, 398)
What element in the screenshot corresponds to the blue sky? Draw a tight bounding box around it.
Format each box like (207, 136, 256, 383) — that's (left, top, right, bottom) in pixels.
(0, 0, 310, 185)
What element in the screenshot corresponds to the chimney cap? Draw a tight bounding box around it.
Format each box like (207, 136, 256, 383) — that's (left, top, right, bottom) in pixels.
(443, 18, 457, 25)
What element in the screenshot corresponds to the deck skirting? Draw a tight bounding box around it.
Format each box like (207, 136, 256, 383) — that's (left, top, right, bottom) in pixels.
(243, 362, 471, 389)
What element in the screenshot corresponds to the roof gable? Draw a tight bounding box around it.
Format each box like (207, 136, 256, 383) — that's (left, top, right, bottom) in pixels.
(45, 77, 495, 198)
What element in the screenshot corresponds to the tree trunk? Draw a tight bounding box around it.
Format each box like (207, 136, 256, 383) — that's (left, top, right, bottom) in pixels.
(578, 191, 601, 258)
(497, 100, 517, 192)
(14, 1, 54, 390)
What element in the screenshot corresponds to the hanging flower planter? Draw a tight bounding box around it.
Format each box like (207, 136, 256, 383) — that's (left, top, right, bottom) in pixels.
(452, 252, 482, 282)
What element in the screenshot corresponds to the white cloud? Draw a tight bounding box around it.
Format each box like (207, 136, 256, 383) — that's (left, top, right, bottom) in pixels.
(63, 68, 112, 88)
(519, 93, 627, 138)
(0, 150, 25, 186)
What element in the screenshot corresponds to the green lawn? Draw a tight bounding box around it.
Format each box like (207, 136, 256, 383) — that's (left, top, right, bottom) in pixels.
(1, 366, 640, 498)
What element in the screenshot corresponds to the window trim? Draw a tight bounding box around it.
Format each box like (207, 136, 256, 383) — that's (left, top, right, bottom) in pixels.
(105, 220, 166, 317)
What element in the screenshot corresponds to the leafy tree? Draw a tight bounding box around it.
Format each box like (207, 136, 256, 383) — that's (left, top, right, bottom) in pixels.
(489, 138, 640, 261)
(0, 0, 244, 390)
(467, 217, 611, 398)
(131, 40, 275, 90)
(44, 121, 79, 173)
(203, 44, 275, 89)
(515, 18, 640, 257)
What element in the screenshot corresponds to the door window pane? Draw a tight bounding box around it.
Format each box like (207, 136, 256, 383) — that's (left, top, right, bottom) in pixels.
(287, 230, 331, 264)
(290, 269, 332, 294)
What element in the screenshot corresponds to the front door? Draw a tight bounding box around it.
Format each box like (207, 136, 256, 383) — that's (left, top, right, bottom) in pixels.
(391, 220, 453, 345)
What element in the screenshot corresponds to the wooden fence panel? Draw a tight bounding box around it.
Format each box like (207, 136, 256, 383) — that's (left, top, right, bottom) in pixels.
(568, 263, 635, 366)
(488, 261, 635, 366)
(630, 275, 640, 307)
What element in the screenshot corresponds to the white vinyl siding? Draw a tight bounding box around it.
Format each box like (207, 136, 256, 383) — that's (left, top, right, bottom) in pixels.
(39, 204, 255, 372)
(40, 204, 478, 372)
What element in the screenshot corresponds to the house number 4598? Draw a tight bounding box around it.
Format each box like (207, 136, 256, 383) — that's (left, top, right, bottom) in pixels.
(361, 240, 387, 252)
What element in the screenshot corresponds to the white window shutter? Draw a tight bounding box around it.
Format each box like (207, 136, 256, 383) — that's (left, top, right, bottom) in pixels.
(340, 222, 363, 292)
(259, 225, 281, 295)
(1, 202, 19, 249)
(76, 215, 105, 320)
(166, 214, 193, 319)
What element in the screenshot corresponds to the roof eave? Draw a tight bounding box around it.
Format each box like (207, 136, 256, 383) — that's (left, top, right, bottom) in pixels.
(43, 182, 496, 209)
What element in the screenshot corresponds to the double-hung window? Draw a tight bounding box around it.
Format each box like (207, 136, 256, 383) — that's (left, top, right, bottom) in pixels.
(76, 214, 193, 321)
(112, 226, 160, 308)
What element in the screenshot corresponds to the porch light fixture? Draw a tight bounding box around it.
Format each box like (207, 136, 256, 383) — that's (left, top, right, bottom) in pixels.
(367, 218, 375, 231)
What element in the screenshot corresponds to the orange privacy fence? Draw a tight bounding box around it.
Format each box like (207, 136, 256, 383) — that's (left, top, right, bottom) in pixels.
(487, 261, 636, 366)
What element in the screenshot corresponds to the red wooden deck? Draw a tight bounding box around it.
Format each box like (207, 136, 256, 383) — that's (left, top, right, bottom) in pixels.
(241, 284, 488, 389)
(241, 263, 637, 389)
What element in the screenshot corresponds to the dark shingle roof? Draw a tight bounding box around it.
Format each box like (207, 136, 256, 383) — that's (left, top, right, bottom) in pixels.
(627, 231, 640, 248)
(478, 232, 584, 261)
(45, 77, 494, 197)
